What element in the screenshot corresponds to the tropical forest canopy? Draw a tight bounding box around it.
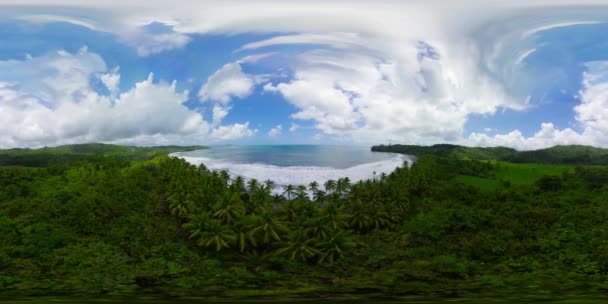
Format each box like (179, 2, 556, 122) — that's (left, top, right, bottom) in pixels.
(0, 144, 607, 299)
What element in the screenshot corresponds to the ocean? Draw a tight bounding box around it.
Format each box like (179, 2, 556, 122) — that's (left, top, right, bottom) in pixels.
(173, 145, 411, 187)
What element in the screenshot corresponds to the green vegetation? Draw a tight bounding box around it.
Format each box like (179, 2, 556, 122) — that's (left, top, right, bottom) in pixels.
(0, 143, 206, 167)
(1, 144, 608, 299)
(455, 162, 575, 191)
(372, 144, 608, 165)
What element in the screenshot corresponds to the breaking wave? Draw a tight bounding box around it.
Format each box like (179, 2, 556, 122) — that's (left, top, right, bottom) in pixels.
(173, 153, 412, 189)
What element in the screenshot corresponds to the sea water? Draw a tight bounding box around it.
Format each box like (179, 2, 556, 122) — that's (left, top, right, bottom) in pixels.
(173, 145, 411, 187)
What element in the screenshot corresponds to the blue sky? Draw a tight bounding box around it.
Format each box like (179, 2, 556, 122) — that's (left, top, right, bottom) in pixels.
(1, 1, 608, 149)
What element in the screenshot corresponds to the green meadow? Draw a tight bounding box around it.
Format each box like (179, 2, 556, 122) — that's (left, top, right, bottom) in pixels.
(455, 161, 575, 191)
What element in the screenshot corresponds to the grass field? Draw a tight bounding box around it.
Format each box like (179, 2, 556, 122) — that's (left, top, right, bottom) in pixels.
(454, 161, 575, 191)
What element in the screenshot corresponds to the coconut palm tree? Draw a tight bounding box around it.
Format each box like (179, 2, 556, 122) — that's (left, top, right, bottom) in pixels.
(197, 220, 235, 251)
(232, 176, 245, 193)
(282, 184, 295, 200)
(336, 177, 351, 197)
(324, 180, 336, 194)
(308, 181, 319, 194)
(247, 178, 259, 194)
(252, 207, 287, 244)
(313, 189, 326, 203)
(280, 199, 299, 222)
(219, 170, 230, 187)
(263, 179, 275, 193)
(316, 231, 355, 265)
(367, 206, 393, 231)
(295, 185, 309, 201)
(319, 201, 349, 230)
(197, 163, 208, 175)
(183, 212, 210, 239)
(212, 192, 245, 224)
(184, 213, 235, 251)
(276, 228, 319, 262)
(167, 186, 193, 219)
(232, 216, 257, 252)
(347, 199, 371, 232)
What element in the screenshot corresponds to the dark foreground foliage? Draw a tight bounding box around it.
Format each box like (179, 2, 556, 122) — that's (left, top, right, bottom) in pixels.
(0, 146, 607, 297)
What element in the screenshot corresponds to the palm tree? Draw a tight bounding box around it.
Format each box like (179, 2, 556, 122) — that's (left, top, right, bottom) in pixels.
(212, 192, 245, 224)
(295, 185, 309, 201)
(347, 199, 371, 232)
(263, 180, 276, 193)
(313, 189, 326, 203)
(247, 178, 259, 194)
(336, 177, 351, 197)
(197, 163, 208, 176)
(183, 212, 210, 239)
(316, 231, 355, 265)
(276, 228, 319, 262)
(308, 181, 319, 194)
(282, 184, 295, 200)
(252, 207, 287, 244)
(280, 199, 299, 222)
(324, 180, 336, 194)
(197, 220, 235, 251)
(219, 170, 230, 187)
(184, 213, 235, 251)
(232, 176, 245, 192)
(232, 216, 257, 252)
(167, 186, 193, 219)
(367, 206, 393, 231)
(320, 201, 349, 230)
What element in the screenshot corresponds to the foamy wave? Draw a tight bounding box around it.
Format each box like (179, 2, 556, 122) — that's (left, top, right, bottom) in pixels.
(172, 153, 412, 188)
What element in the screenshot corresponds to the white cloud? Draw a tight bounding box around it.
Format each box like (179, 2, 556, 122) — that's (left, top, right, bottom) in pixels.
(467, 61, 608, 149)
(264, 48, 521, 143)
(18, 14, 99, 30)
(5, 1, 608, 147)
(198, 62, 255, 104)
(210, 122, 257, 141)
(467, 123, 588, 150)
(574, 62, 608, 140)
(289, 123, 299, 132)
(121, 28, 191, 57)
(211, 105, 230, 126)
(0, 49, 264, 148)
(268, 124, 282, 137)
(239, 33, 362, 52)
(100, 66, 120, 96)
(515, 48, 536, 65)
(522, 21, 602, 38)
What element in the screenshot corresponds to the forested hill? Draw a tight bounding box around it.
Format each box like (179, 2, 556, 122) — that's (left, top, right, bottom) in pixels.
(371, 144, 608, 165)
(0, 143, 206, 167)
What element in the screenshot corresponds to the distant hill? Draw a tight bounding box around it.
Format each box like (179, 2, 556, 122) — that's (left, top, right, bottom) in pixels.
(502, 145, 608, 165)
(0, 143, 207, 167)
(371, 144, 608, 165)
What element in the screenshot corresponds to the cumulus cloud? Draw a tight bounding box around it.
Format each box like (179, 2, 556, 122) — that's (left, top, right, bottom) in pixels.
(467, 123, 588, 150)
(198, 62, 255, 104)
(467, 61, 608, 149)
(210, 122, 257, 141)
(263, 48, 522, 143)
(0, 49, 262, 148)
(268, 124, 282, 137)
(100, 66, 120, 96)
(289, 123, 299, 132)
(211, 105, 230, 126)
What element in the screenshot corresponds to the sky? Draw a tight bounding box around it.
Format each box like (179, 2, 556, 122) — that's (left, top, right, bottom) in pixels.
(2, 1, 608, 149)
